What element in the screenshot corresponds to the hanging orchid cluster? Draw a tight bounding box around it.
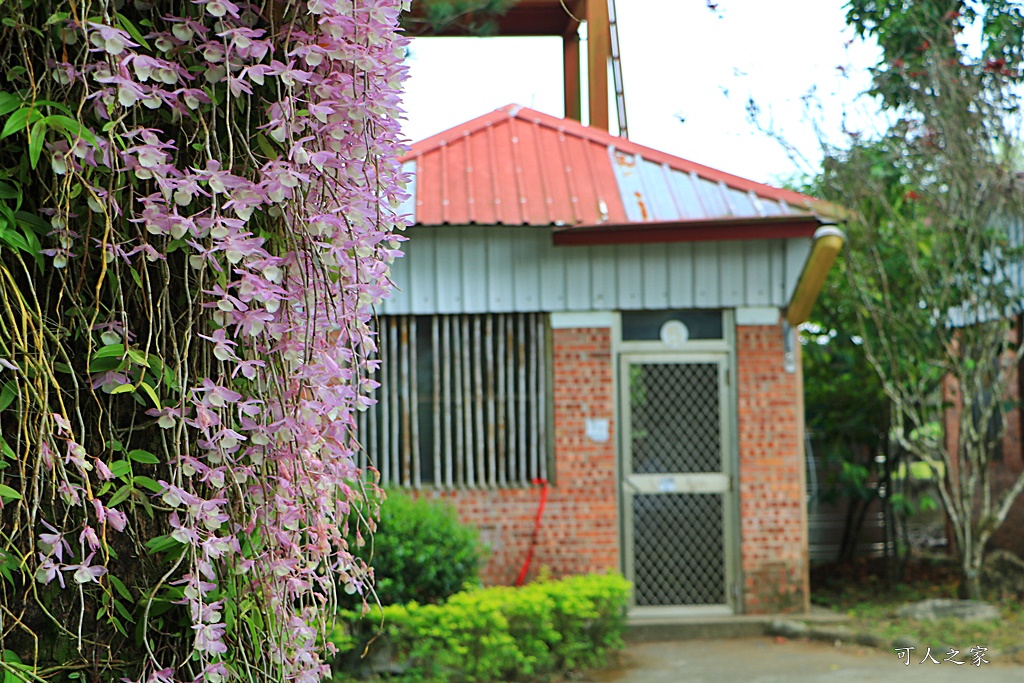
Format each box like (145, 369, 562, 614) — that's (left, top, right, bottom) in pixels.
(0, 1, 408, 681)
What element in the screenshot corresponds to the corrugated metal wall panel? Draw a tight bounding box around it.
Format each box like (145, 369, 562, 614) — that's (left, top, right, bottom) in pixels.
(667, 242, 696, 308)
(784, 237, 812, 300)
(694, 242, 720, 302)
(487, 229, 515, 311)
(434, 230, 463, 313)
(460, 237, 488, 311)
(565, 246, 593, 310)
(512, 230, 543, 310)
(408, 230, 437, 313)
(743, 240, 772, 305)
(616, 245, 644, 309)
(539, 241, 567, 310)
(719, 241, 745, 305)
(641, 243, 670, 309)
(590, 246, 618, 310)
(378, 227, 812, 315)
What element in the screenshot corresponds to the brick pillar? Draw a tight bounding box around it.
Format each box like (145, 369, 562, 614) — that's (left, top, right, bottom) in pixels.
(736, 324, 809, 613)
(418, 326, 620, 585)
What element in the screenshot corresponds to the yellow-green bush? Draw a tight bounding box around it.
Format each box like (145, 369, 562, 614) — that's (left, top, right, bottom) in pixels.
(330, 572, 630, 682)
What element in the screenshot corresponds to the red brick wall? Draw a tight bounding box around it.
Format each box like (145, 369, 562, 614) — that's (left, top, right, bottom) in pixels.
(736, 324, 810, 613)
(415, 326, 620, 585)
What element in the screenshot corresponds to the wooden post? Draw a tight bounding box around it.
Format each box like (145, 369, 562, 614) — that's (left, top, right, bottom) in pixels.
(563, 31, 582, 123)
(586, 0, 610, 131)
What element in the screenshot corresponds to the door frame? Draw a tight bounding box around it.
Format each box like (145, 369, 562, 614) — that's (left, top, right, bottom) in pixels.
(615, 321, 741, 616)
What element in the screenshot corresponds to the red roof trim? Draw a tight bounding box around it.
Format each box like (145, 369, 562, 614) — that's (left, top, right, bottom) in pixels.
(551, 215, 823, 247)
(402, 104, 819, 209)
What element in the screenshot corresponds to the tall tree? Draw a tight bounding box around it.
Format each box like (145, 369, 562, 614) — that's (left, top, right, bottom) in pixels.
(0, 1, 407, 681)
(822, 0, 1024, 598)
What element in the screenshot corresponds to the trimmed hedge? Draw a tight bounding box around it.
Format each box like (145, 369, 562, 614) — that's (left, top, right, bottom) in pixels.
(330, 573, 631, 682)
(348, 491, 484, 606)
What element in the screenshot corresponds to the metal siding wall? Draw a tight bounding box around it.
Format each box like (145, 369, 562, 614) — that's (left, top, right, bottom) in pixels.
(694, 242, 720, 304)
(667, 242, 695, 308)
(744, 239, 772, 305)
(461, 235, 487, 312)
(616, 245, 644, 309)
(486, 229, 515, 310)
(590, 246, 617, 309)
(718, 241, 745, 305)
(407, 231, 436, 313)
(512, 230, 542, 310)
(539, 238, 568, 310)
(380, 227, 808, 314)
(641, 243, 670, 309)
(783, 237, 812, 303)
(434, 230, 463, 314)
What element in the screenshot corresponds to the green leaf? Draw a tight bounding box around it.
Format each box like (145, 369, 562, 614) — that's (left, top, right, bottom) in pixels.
(110, 383, 135, 395)
(109, 574, 133, 601)
(0, 181, 20, 200)
(0, 484, 21, 502)
(42, 115, 99, 149)
(138, 381, 160, 408)
(107, 483, 134, 507)
(145, 534, 183, 554)
(0, 439, 13, 460)
(0, 382, 16, 412)
(0, 93, 21, 118)
(27, 119, 45, 169)
(126, 348, 150, 367)
(93, 343, 126, 359)
(128, 449, 159, 465)
(0, 107, 42, 139)
(116, 13, 151, 51)
(108, 460, 131, 478)
(132, 475, 163, 493)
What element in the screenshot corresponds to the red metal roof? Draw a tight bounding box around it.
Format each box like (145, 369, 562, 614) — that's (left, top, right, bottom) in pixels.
(400, 104, 825, 239)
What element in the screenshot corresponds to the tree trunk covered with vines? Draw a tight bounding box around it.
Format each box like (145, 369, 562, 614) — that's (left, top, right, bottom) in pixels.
(0, 1, 408, 681)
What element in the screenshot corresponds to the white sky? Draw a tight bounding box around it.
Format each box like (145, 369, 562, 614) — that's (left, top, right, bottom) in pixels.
(399, 0, 885, 185)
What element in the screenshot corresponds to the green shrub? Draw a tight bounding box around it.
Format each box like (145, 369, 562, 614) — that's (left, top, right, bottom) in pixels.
(330, 572, 631, 682)
(352, 491, 483, 606)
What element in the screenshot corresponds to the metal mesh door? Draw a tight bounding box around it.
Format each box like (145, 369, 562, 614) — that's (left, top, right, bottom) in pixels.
(629, 363, 720, 474)
(622, 357, 730, 611)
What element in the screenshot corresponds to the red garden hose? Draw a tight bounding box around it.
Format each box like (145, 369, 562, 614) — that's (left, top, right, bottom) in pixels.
(515, 478, 549, 586)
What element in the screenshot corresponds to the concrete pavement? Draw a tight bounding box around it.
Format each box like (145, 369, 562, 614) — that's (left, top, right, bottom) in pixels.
(577, 637, 1024, 683)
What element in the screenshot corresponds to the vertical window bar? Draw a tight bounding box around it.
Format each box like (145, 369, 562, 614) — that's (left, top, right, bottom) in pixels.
(517, 313, 527, 485)
(443, 315, 453, 488)
(537, 315, 548, 481)
(432, 315, 442, 488)
(389, 317, 400, 485)
(496, 313, 507, 487)
(410, 316, 421, 488)
(400, 317, 412, 487)
(473, 315, 485, 487)
(529, 312, 539, 481)
(368, 347, 377, 475)
(462, 315, 475, 487)
(453, 316, 465, 487)
(485, 315, 497, 488)
(505, 314, 516, 486)
(379, 319, 390, 484)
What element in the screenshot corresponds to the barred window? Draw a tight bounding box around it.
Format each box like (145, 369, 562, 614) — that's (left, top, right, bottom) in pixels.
(356, 313, 550, 488)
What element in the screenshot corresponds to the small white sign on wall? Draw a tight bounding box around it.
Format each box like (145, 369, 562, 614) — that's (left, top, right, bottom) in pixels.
(585, 418, 609, 443)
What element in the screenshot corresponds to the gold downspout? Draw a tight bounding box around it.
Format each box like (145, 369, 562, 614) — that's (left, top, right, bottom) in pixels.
(785, 225, 845, 326)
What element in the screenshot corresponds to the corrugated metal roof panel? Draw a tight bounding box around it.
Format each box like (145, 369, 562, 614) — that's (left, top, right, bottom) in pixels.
(402, 104, 822, 229)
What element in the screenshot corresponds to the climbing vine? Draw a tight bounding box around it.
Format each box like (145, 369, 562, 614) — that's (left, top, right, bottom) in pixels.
(0, 1, 408, 682)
